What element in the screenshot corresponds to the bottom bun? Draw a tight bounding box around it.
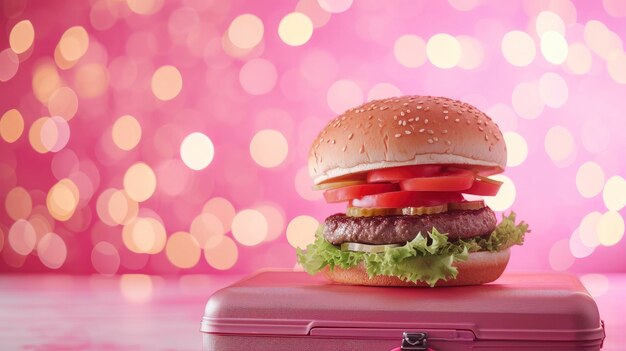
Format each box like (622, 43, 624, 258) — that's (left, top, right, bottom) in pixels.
(323, 249, 510, 287)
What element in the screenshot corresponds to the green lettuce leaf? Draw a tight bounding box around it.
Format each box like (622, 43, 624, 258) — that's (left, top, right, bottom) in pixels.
(296, 212, 530, 287)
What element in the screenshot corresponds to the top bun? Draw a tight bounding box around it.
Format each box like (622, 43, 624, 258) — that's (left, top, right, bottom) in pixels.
(308, 96, 507, 184)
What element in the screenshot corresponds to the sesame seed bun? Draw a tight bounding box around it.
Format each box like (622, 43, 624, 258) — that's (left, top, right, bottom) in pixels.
(322, 249, 510, 287)
(309, 96, 507, 184)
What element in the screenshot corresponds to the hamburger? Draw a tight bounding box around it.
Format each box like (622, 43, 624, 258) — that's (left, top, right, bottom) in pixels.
(297, 95, 529, 287)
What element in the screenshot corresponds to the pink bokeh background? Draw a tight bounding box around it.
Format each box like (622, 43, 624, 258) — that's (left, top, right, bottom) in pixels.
(1, 0, 625, 279)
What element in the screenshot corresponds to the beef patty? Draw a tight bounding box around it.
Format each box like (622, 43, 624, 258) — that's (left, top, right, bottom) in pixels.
(323, 207, 497, 245)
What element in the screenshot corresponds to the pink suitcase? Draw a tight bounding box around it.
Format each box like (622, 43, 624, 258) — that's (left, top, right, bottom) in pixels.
(201, 270, 605, 350)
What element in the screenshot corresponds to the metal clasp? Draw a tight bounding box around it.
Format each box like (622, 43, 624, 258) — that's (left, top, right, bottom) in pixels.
(401, 332, 428, 350)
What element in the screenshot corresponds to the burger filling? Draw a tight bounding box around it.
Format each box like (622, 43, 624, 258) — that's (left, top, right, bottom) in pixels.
(296, 164, 530, 287)
(323, 207, 497, 245)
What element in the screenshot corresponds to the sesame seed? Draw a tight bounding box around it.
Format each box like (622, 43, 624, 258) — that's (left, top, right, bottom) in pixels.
(379, 106, 388, 110)
(478, 126, 484, 131)
(457, 110, 463, 115)
(348, 133, 353, 140)
(443, 110, 448, 114)
(342, 146, 347, 152)
(408, 118, 414, 122)
(406, 109, 411, 113)
(378, 123, 383, 128)
(444, 115, 449, 120)
(419, 128, 425, 133)
(455, 118, 460, 122)
(424, 107, 430, 111)
(403, 102, 409, 106)
(424, 118, 429, 124)
(398, 120, 402, 125)
(359, 145, 365, 153)
(402, 121, 407, 126)
(485, 135, 489, 141)
(368, 115, 374, 120)
(320, 138, 324, 142)
(330, 139, 335, 144)
(446, 140, 452, 145)
(394, 115, 398, 120)
(427, 129, 434, 135)
(395, 133, 402, 138)
(442, 129, 448, 134)
(400, 111, 405, 117)
(404, 130, 412, 135)
(433, 137, 439, 141)
(427, 139, 434, 144)
(416, 105, 423, 110)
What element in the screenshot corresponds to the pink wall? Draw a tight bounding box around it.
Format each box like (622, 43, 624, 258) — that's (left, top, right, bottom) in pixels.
(0, 0, 625, 275)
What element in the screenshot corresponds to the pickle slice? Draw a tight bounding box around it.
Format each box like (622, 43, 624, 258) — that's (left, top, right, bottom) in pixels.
(346, 207, 403, 217)
(341, 242, 401, 253)
(448, 200, 485, 211)
(401, 204, 448, 216)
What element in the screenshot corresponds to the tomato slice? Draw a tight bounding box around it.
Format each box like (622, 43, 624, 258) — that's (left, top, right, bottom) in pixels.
(400, 174, 474, 192)
(367, 165, 443, 183)
(350, 191, 464, 208)
(463, 176, 503, 196)
(323, 183, 399, 203)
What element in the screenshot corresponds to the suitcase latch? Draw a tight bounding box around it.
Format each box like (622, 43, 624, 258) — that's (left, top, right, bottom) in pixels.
(401, 332, 428, 350)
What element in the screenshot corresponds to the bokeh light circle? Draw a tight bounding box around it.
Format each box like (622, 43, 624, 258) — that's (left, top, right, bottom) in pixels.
(231, 209, 268, 246)
(483, 174, 516, 211)
(607, 52, 626, 84)
(91, 241, 120, 275)
(0, 49, 19, 82)
(581, 120, 610, 154)
(501, 31, 536, 67)
(37, 232, 67, 269)
(503, 132, 528, 167)
(603, 176, 626, 211)
(122, 217, 166, 254)
(426, 33, 461, 69)
(579, 211, 602, 248)
(166, 232, 201, 269)
(538, 72, 568, 108)
(250, 129, 289, 168)
(123, 162, 157, 202)
(203, 197, 236, 232)
(457, 35, 484, 70)
(576, 162, 605, 198)
(190, 213, 224, 249)
(0, 109, 24, 143)
(597, 211, 625, 246)
(512, 81, 544, 119)
(180, 132, 214, 170)
(548, 239, 575, 271)
(112, 115, 142, 151)
(278, 12, 314, 46)
(317, 0, 353, 13)
(544, 126, 575, 162)
(58, 26, 89, 62)
(540, 31, 568, 64)
(286, 215, 318, 249)
(603, 0, 626, 17)
(47, 178, 79, 221)
(5, 186, 32, 220)
(8, 219, 36, 255)
(151, 65, 183, 101)
(327, 79, 363, 114)
(204, 236, 238, 270)
(394, 35, 427, 68)
(48, 87, 79, 121)
(295, 166, 322, 201)
(228, 14, 264, 49)
(535, 11, 565, 36)
(367, 83, 402, 101)
(565, 43, 592, 75)
(9, 20, 34, 54)
(569, 229, 594, 258)
(239, 58, 277, 95)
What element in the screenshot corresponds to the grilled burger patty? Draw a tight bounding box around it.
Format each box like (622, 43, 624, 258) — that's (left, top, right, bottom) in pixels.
(323, 207, 497, 245)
